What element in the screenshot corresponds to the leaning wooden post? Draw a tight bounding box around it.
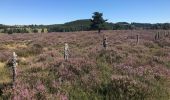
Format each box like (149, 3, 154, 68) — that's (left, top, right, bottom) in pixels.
(64, 43, 69, 61)
(103, 35, 108, 50)
(12, 52, 17, 88)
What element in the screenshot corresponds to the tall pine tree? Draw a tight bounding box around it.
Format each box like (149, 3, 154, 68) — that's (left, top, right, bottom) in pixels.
(91, 12, 107, 33)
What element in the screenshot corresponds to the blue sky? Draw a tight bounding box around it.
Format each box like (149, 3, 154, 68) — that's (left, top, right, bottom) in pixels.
(0, 0, 170, 25)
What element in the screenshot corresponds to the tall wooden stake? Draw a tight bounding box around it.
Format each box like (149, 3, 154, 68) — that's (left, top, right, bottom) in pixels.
(12, 52, 17, 88)
(64, 43, 69, 61)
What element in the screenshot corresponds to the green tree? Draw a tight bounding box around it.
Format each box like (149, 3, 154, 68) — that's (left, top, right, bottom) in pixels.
(33, 29, 38, 33)
(23, 28, 29, 33)
(3, 28, 8, 33)
(41, 28, 45, 33)
(91, 12, 107, 33)
(8, 29, 13, 34)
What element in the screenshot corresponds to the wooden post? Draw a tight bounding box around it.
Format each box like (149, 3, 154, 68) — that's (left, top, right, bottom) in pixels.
(12, 52, 17, 88)
(165, 31, 169, 37)
(103, 35, 108, 50)
(136, 35, 139, 45)
(64, 43, 69, 61)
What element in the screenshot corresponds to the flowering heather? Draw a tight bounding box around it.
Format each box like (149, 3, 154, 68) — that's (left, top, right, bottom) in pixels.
(0, 30, 170, 100)
(36, 81, 46, 92)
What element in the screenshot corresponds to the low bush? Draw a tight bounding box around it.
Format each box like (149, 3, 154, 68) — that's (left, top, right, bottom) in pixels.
(16, 44, 43, 57)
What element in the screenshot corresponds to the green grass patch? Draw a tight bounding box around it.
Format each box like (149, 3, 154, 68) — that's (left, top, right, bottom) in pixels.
(0, 62, 11, 84)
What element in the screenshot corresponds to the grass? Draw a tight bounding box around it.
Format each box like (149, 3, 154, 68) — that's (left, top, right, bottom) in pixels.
(0, 62, 11, 98)
(4, 44, 27, 50)
(0, 62, 11, 84)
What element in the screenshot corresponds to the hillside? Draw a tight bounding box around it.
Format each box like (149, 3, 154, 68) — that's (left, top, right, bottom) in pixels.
(47, 19, 114, 32)
(1, 20, 170, 34)
(0, 30, 170, 99)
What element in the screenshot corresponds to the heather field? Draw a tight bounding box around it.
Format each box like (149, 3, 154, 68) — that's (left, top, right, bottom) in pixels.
(0, 30, 170, 100)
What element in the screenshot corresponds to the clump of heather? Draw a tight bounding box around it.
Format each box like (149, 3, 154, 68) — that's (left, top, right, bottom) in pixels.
(96, 75, 151, 100)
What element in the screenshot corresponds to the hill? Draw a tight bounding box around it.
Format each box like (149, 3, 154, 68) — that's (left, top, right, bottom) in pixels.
(1, 20, 170, 34)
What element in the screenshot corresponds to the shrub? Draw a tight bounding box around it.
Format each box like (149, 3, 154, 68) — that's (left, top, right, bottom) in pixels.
(16, 44, 43, 57)
(96, 76, 151, 100)
(144, 41, 157, 48)
(98, 50, 125, 64)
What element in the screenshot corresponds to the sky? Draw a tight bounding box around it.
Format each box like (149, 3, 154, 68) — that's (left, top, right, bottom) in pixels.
(0, 0, 170, 25)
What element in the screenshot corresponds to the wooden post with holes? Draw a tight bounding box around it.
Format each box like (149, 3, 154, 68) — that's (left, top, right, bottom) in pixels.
(12, 52, 17, 88)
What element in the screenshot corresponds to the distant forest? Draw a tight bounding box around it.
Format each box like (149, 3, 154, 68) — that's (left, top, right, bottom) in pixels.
(1, 19, 170, 34)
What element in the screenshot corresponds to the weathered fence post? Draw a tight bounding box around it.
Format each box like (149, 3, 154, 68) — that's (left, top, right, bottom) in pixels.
(64, 43, 69, 61)
(155, 32, 160, 40)
(12, 52, 17, 88)
(103, 35, 108, 50)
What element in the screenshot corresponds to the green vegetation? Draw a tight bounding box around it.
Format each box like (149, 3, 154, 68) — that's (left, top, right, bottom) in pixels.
(90, 12, 107, 33)
(1, 12, 170, 34)
(2, 22, 170, 34)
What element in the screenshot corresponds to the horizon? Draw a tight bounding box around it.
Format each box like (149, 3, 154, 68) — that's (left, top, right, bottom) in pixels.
(3, 19, 170, 26)
(1, 0, 170, 25)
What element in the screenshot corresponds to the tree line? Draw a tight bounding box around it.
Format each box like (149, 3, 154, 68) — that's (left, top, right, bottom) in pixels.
(1, 12, 170, 34)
